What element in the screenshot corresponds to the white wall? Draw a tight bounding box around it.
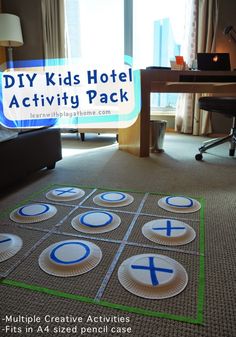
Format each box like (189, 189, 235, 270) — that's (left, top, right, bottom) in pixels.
(211, 0, 236, 133)
(216, 0, 236, 69)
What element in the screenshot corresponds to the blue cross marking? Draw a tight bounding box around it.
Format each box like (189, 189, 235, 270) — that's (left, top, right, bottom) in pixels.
(55, 188, 77, 195)
(131, 256, 173, 286)
(0, 238, 11, 244)
(153, 220, 185, 237)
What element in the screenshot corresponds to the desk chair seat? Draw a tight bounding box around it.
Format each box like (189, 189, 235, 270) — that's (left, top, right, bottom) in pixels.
(195, 96, 236, 160)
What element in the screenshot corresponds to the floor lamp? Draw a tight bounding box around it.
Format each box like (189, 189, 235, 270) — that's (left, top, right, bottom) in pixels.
(0, 13, 24, 68)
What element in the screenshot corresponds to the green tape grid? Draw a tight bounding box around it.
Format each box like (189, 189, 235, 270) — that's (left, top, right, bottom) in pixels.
(49, 183, 146, 195)
(0, 183, 93, 220)
(196, 197, 205, 323)
(0, 183, 56, 220)
(1, 279, 200, 324)
(1, 183, 205, 324)
(150, 191, 204, 202)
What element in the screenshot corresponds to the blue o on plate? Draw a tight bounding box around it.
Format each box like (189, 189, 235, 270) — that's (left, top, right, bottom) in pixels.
(158, 196, 201, 213)
(46, 187, 85, 201)
(38, 239, 102, 277)
(19, 204, 50, 216)
(118, 254, 188, 299)
(166, 196, 193, 208)
(0, 233, 23, 262)
(71, 210, 121, 234)
(50, 241, 90, 265)
(81, 211, 113, 227)
(93, 191, 134, 207)
(10, 203, 57, 223)
(101, 192, 127, 202)
(142, 219, 196, 246)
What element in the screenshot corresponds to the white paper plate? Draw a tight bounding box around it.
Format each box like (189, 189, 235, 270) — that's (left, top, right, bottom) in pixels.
(71, 210, 121, 234)
(0, 233, 23, 262)
(46, 187, 85, 201)
(142, 219, 196, 245)
(93, 191, 134, 207)
(10, 203, 57, 223)
(39, 239, 102, 277)
(118, 254, 188, 299)
(158, 196, 201, 213)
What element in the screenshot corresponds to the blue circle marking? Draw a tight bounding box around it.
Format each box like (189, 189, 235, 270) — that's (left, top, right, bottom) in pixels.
(50, 241, 90, 265)
(152, 220, 186, 237)
(0, 238, 12, 244)
(54, 188, 77, 195)
(101, 192, 126, 202)
(131, 256, 173, 286)
(80, 211, 113, 228)
(18, 204, 50, 217)
(165, 196, 193, 208)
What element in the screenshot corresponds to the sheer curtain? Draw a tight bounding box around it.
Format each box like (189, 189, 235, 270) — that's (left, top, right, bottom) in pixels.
(175, 0, 219, 135)
(192, 0, 219, 135)
(41, 0, 67, 59)
(175, 0, 197, 134)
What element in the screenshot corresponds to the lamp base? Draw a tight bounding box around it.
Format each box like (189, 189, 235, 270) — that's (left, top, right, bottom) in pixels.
(7, 47, 14, 68)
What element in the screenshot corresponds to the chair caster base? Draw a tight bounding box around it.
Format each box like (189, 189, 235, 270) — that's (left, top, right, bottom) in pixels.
(195, 153, 203, 161)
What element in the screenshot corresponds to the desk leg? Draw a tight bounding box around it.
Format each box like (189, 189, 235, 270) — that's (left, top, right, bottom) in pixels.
(118, 72, 150, 157)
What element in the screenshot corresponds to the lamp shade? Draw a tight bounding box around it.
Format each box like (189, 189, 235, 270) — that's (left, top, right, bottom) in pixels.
(0, 13, 23, 47)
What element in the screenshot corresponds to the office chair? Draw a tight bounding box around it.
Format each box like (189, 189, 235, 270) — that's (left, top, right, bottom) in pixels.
(195, 96, 236, 160)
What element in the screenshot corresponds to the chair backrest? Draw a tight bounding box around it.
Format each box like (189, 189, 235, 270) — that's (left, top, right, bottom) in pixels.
(198, 96, 236, 116)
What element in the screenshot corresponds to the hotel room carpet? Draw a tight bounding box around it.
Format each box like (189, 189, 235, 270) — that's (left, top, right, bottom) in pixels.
(0, 133, 235, 337)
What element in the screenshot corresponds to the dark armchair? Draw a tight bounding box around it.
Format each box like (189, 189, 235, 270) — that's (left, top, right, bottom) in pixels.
(0, 127, 62, 190)
(195, 96, 236, 160)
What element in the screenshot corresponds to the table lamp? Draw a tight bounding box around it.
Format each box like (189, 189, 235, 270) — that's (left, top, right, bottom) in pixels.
(0, 13, 24, 67)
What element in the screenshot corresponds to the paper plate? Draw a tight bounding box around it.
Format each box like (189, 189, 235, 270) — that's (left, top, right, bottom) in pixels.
(46, 187, 85, 201)
(118, 254, 188, 299)
(93, 191, 134, 207)
(71, 210, 121, 234)
(10, 203, 57, 223)
(0, 233, 23, 262)
(142, 219, 196, 246)
(158, 196, 201, 213)
(39, 239, 102, 277)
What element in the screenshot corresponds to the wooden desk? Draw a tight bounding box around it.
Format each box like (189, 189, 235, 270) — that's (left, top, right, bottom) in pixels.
(118, 69, 236, 157)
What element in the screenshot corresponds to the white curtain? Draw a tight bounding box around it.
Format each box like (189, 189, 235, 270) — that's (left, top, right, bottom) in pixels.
(175, 0, 197, 134)
(192, 0, 219, 135)
(41, 0, 67, 59)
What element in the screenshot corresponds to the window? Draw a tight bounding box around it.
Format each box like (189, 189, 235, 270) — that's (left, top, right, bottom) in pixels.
(65, 0, 124, 63)
(65, 0, 190, 112)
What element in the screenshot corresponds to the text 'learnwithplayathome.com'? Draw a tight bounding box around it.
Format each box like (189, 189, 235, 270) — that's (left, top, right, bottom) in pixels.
(0, 60, 141, 129)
